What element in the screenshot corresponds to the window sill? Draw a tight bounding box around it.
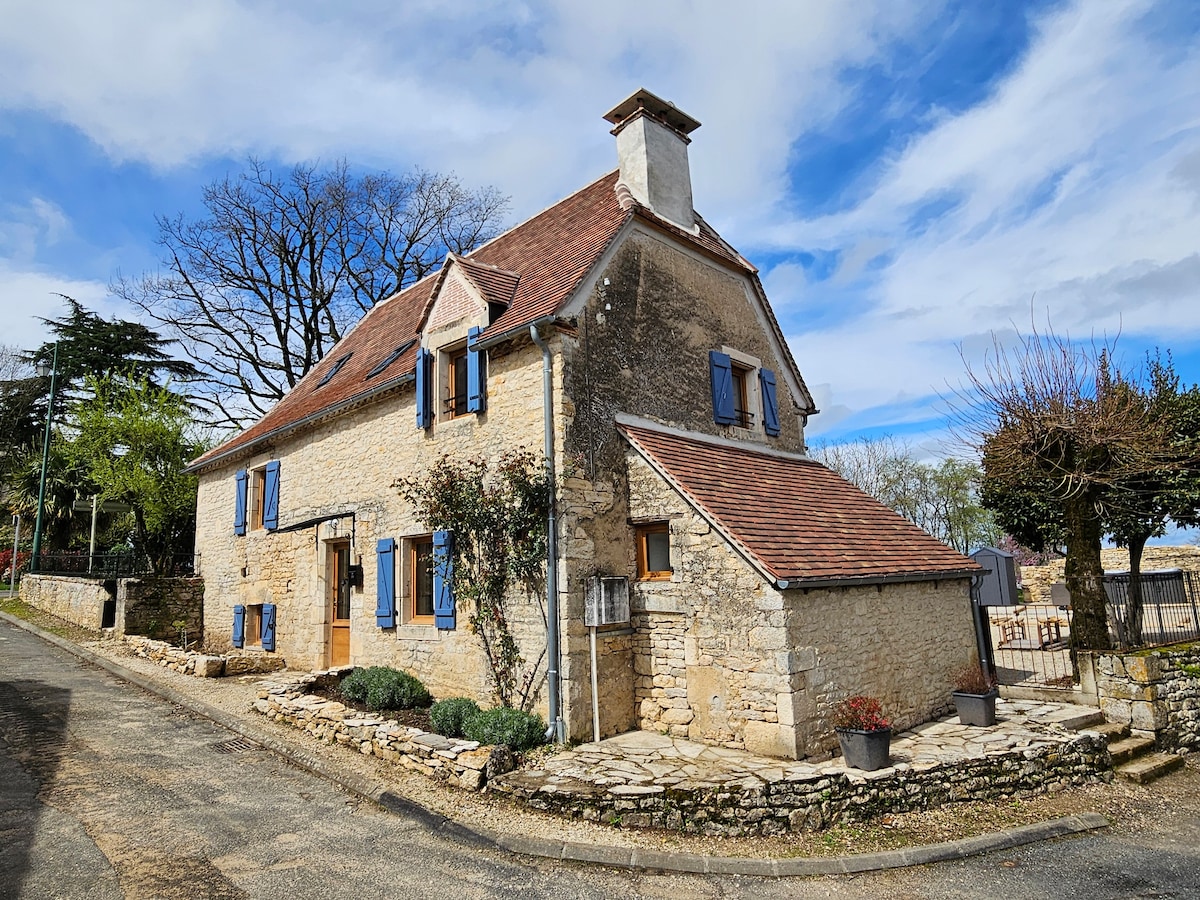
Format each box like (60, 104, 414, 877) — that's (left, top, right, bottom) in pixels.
(397, 623, 440, 642)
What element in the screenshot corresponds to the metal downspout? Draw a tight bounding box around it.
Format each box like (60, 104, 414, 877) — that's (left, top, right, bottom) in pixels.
(529, 325, 563, 742)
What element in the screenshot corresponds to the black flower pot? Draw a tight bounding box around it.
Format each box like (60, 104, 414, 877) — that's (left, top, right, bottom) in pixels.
(952, 689, 999, 727)
(836, 727, 892, 771)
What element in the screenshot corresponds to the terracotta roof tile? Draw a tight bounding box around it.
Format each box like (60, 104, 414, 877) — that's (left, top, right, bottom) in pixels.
(619, 422, 979, 584)
(190, 171, 764, 470)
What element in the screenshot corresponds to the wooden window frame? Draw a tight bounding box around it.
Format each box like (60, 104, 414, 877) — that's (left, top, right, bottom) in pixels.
(445, 345, 470, 419)
(249, 467, 266, 531)
(244, 603, 263, 648)
(730, 362, 753, 429)
(635, 522, 673, 581)
(407, 536, 436, 624)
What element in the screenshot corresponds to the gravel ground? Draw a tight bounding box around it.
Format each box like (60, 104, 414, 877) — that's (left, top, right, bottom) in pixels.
(7, 597, 1196, 861)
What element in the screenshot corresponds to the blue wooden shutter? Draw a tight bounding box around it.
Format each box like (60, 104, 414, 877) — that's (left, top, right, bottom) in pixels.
(376, 538, 396, 627)
(262, 460, 280, 530)
(760, 368, 781, 436)
(709, 351, 736, 425)
(232, 604, 245, 648)
(432, 530, 455, 629)
(416, 348, 433, 428)
(261, 603, 277, 651)
(466, 326, 486, 414)
(234, 470, 248, 535)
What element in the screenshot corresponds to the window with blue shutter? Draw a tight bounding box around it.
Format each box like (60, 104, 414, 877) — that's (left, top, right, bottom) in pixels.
(466, 326, 486, 414)
(262, 460, 280, 531)
(432, 530, 455, 629)
(234, 470, 248, 535)
(709, 351, 736, 425)
(232, 604, 245, 649)
(416, 347, 433, 428)
(760, 368, 781, 436)
(376, 538, 396, 627)
(261, 603, 277, 651)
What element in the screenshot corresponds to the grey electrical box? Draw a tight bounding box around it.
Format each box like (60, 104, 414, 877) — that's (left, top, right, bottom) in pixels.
(970, 546, 1019, 607)
(585, 576, 630, 627)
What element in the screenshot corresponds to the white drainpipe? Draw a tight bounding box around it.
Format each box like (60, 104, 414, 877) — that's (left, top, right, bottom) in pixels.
(529, 324, 564, 742)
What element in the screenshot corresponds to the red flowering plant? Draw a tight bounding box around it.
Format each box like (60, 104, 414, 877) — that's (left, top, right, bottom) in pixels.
(833, 695, 890, 733)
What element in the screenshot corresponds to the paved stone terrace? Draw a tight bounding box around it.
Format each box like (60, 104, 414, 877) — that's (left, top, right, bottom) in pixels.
(490, 700, 1110, 833)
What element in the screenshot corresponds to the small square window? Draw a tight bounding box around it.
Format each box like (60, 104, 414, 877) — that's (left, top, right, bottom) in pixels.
(636, 523, 673, 581)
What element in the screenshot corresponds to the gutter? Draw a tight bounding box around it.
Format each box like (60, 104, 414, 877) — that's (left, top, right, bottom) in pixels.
(776, 568, 981, 591)
(474, 314, 557, 352)
(528, 323, 563, 744)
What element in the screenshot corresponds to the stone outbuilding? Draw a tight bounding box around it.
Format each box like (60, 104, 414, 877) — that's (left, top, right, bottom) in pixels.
(187, 88, 980, 759)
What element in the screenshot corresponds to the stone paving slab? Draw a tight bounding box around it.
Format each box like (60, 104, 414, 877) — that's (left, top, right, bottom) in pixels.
(505, 698, 1099, 798)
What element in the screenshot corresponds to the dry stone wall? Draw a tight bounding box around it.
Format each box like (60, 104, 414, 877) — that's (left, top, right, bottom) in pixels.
(492, 732, 1110, 835)
(123, 634, 285, 677)
(117, 577, 204, 642)
(1094, 645, 1200, 749)
(253, 670, 515, 791)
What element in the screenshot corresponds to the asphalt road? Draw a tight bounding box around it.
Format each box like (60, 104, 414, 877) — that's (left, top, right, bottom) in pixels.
(3, 616, 1200, 899)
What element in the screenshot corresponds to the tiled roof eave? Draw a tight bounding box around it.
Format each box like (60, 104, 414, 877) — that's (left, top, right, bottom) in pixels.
(184, 374, 414, 475)
(776, 567, 982, 590)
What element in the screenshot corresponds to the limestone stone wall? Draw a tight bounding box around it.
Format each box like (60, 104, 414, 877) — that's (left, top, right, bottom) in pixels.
(1094, 646, 1200, 749)
(20, 574, 110, 629)
(784, 579, 977, 754)
(561, 228, 808, 480)
(1021, 546, 1200, 603)
(492, 730, 1110, 835)
(123, 634, 285, 677)
(253, 670, 516, 791)
(194, 333, 570, 721)
(117, 576, 204, 643)
(624, 451, 798, 758)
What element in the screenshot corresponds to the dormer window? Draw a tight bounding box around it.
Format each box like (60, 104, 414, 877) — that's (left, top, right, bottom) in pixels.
(317, 353, 352, 388)
(446, 344, 470, 418)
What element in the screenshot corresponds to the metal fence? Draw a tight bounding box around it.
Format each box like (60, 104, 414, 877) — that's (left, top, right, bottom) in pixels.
(985, 570, 1200, 690)
(32, 551, 198, 579)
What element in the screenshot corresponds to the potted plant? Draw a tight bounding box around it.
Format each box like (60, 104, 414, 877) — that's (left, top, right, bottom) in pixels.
(833, 695, 892, 771)
(951, 664, 999, 727)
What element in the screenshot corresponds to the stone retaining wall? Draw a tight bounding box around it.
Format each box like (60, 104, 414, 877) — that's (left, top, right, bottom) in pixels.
(20, 574, 110, 629)
(491, 734, 1111, 835)
(118, 577, 204, 643)
(124, 634, 286, 678)
(1021, 546, 1200, 603)
(252, 671, 516, 791)
(1094, 645, 1200, 750)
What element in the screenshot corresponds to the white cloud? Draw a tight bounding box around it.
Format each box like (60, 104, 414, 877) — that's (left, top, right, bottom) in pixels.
(0, 267, 112, 349)
(771, 0, 1200, 438)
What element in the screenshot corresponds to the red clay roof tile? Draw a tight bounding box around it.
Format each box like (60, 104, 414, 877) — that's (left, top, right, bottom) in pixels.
(619, 421, 979, 584)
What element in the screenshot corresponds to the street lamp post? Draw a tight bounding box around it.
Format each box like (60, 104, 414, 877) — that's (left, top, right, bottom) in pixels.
(30, 342, 59, 574)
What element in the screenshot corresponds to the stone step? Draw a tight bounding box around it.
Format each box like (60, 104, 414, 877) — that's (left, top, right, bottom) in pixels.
(1059, 709, 1106, 731)
(1089, 721, 1130, 742)
(1117, 752, 1185, 784)
(1108, 735, 1156, 766)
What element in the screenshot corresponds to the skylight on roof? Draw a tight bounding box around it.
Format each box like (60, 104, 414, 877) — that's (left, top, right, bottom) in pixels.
(366, 339, 416, 380)
(317, 353, 352, 388)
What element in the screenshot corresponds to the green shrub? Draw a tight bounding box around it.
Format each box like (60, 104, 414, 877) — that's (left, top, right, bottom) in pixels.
(340, 666, 431, 711)
(463, 706, 546, 751)
(429, 697, 482, 738)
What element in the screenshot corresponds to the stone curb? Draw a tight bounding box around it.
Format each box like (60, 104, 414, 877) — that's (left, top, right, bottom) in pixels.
(0, 610, 1111, 877)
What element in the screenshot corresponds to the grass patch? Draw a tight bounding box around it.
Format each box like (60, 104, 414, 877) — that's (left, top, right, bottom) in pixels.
(0, 595, 104, 642)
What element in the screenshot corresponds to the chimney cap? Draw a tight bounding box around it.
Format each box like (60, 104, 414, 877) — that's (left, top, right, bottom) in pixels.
(603, 88, 701, 135)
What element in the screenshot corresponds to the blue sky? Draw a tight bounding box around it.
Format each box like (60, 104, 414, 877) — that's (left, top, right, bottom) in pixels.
(2, 0, 1199, 456)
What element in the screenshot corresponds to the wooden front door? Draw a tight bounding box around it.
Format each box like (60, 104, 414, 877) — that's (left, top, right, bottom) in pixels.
(329, 543, 351, 667)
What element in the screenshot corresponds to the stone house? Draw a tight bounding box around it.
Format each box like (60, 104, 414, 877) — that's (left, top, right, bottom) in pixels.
(187, 89, 979, 759)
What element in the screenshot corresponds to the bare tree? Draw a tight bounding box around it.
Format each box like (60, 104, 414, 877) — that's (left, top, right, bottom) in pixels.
(953, 328, 1179, 651)
(811, 436, 1000, 554)
(115, 160, 509, 426)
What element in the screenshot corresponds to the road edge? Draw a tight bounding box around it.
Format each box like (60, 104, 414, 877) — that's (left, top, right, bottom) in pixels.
(0, 610, 1111, 877)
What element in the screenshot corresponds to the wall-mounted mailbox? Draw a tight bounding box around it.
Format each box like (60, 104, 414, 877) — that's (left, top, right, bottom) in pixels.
(970, 546, 1019, 607)
(347, 564, 364, 590)
(585, 576, 630, 627)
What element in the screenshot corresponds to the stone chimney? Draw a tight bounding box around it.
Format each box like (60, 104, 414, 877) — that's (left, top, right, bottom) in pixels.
(603, 88, 701, 233)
